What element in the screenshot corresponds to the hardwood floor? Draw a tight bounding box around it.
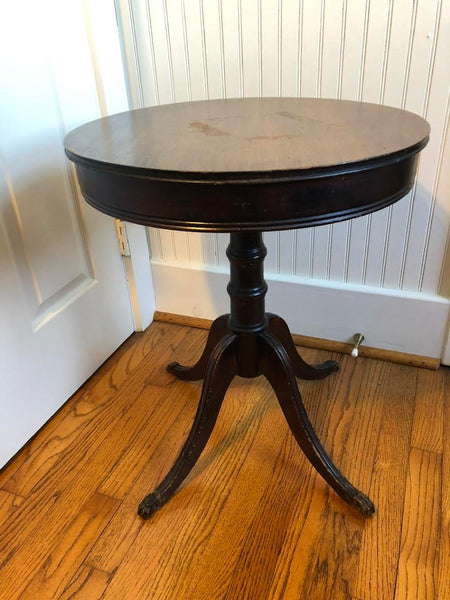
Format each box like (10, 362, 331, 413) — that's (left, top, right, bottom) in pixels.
(0, 321, 448, 600)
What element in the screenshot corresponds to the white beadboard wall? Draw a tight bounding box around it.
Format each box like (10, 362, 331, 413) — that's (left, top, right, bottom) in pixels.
(116, 0, 450, 361)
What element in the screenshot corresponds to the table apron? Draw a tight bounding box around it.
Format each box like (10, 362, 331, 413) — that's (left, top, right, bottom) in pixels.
(75, 155, 418, 232)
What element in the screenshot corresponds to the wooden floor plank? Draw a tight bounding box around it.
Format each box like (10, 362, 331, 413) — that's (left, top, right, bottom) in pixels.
(0, 322, 447, 600)
(439, 377, 450, 600)
(394, 448, 441, 600)
(224, 433, 324, 600)
(59, 565, 113, 600)
(410, 368, 445, 454)
(19, 492, 119, 600)
(353, 363, 418, 600)
(0, 490, 23, 529)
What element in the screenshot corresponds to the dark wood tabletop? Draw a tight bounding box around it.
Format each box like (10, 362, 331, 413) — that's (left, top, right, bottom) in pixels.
(64, 97, 429, 232)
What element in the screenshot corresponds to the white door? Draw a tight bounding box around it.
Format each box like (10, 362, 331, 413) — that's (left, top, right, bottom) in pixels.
(0, 1, 135, 466)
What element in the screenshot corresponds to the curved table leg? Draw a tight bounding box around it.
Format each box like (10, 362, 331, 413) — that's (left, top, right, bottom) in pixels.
(259, 330, 375, 518)
(267, 313, 339, 380)
(138, 333, 238, 519)
(167, 314, 230, 381)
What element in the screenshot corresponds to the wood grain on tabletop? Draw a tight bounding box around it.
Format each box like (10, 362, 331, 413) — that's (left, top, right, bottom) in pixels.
(65, 98, 429, 176)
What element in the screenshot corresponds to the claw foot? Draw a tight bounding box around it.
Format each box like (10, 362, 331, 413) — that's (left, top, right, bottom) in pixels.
(348, 491, 376, 518)
(167, 361, 182, 375)
(322, 360, 340, 373)
(138, 493, 162, 520)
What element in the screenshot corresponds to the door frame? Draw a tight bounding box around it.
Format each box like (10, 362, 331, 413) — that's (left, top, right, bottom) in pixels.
(83, 0, 155, 331)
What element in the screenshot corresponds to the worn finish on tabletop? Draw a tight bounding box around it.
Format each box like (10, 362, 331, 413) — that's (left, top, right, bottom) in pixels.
(64, 98, 429, 175)
(0, 321, 448, 600)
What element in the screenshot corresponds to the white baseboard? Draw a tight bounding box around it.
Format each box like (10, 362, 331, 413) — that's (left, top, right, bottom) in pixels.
(151, 261, 450, 362)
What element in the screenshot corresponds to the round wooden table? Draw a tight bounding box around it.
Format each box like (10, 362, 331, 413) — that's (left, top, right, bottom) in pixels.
(64, 98, 429, 519)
